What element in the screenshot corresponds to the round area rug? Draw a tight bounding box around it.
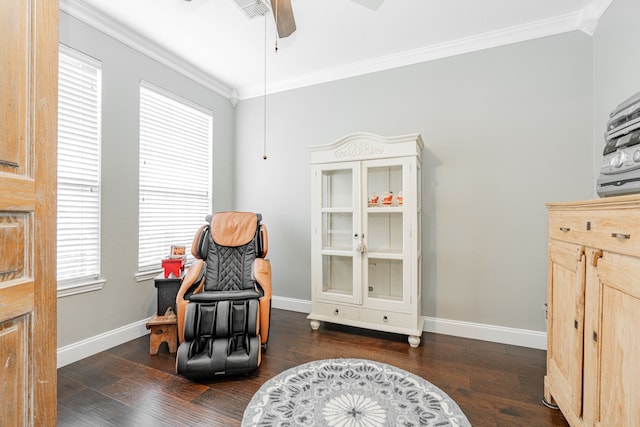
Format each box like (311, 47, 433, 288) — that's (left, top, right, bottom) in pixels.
(242, 358, 471, 426)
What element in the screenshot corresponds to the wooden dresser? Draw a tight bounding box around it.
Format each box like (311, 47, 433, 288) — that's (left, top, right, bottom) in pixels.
(545, 195, 640, 427)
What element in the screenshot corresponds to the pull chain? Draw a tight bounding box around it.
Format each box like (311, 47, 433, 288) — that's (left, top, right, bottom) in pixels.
(274, 0, 279, 53)
(263, 0, 280, 160)
(263, 8, 268, 160)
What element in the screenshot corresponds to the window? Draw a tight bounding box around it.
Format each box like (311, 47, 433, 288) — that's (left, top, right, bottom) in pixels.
(138, 81, 212, 275)
(57, 45, 102, 293)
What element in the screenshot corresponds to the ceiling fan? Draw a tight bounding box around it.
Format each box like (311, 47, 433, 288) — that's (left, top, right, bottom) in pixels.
(233, 0, 296, 38)
(231, 0, 383, 39)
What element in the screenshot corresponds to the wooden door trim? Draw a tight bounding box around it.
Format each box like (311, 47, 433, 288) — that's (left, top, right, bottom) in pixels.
(31, 0, 59, 423)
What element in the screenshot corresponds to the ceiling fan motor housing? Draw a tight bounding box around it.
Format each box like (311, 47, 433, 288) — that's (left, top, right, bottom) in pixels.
(233, 0, 271, 19)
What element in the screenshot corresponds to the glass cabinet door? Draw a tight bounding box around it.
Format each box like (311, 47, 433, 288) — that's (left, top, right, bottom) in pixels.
(362, 159, 409, 309)
(314, 163, 362, 304)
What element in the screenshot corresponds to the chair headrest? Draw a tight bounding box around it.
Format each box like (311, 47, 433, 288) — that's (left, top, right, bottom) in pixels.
(210, 212, 259, 247)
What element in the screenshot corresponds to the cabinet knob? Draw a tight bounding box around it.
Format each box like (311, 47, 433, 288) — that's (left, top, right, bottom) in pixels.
(560, 227, 570, 232)
(383, 315, 388, 322)
(333, 309, 339, 315)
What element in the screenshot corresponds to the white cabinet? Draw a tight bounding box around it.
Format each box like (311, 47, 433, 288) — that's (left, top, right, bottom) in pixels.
(308, 133, 423, 347)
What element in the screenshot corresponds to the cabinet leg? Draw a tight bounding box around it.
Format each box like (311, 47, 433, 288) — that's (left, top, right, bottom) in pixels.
(408, 335, 421, 348)
(542, 377, 559, 409)
(542, 397, 559, 410)
(310, 320, 320, 330)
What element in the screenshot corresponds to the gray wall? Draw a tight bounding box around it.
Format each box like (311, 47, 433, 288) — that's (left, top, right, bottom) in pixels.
(235, 31, 594, 332)
(58, 12, 236, 347)
(593, 0, 640, 177)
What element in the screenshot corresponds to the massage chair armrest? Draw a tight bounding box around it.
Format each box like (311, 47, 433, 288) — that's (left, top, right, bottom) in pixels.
(176, 259, 205, 343)
(253, 258, 272, 345)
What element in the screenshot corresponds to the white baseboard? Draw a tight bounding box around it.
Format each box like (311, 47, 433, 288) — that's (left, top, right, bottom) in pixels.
(422, 316, 547, 350)
(272, 295, 311, 313)
(57, 318, 150, 368)
(273, 296, 547, 350)
(57, 296, 546, 368)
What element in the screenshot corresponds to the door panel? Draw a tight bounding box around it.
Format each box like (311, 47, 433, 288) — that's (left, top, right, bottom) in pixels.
(362, 158, 410, 311)
(313, 162, 362, 305)
(0, 0, 28, 174)
(0, 0, 58, 425)
(594, 253, 640, 427)
(547, 240, 585, 417)
(0, 214, 29, 281)
(0, 315, 30, 426)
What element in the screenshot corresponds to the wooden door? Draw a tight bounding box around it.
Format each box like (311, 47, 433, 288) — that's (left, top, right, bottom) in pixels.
(592, 251, 640, 427)
(0, 0, 58, 425)
(545, 239, 586, 420)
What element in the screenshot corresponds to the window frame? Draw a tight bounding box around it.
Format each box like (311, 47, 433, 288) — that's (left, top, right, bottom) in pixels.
(136, 81, 213, 279)
(57, 44, 105, 297)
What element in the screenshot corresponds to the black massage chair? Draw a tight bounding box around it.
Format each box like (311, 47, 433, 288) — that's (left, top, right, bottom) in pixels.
(175, 212, 271, 379)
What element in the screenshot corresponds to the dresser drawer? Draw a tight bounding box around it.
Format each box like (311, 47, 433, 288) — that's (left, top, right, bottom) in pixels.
(359, 308, 411, 329)
(548, 214, 588, 244)
(313, 302, 359, 321)
(579, 209, 640, 257)
(548, 198, 640, 258)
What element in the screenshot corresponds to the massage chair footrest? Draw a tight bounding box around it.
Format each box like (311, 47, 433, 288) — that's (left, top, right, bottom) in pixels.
(176, 335, 261, 379)
(177, 298, 262, 379)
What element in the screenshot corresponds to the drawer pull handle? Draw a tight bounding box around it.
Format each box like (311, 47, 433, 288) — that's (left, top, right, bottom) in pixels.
(333, 309, 339, 315)
(383, 315, 388, 322)
(611, 233, 630, 240)
(559, 227, 570, 232)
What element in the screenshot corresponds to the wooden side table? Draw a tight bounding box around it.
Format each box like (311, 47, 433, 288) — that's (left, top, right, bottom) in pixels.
(146, 308, 177, 355)
(154, 272, 183, 317)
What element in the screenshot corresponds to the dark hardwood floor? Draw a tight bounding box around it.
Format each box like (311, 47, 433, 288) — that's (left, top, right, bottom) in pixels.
(57, 309, 569, 426)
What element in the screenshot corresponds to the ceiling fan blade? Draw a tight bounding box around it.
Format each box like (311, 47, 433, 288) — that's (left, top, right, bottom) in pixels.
(269, 0, 296, 38)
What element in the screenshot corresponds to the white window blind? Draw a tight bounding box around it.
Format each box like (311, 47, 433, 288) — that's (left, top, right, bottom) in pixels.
(138, 81, 212, 273)
(57, 45, 102, 286)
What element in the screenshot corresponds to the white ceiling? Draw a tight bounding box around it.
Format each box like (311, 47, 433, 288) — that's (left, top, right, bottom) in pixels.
(61, 0, 611, 101)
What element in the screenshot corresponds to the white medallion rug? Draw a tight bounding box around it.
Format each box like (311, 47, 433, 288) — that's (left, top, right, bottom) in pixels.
(242, 358, 471, 426)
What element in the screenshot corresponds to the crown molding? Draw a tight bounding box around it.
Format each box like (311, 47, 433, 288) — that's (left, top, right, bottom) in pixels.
(60, 0, 611, 102)
(238, 0, 612, 98)
(578, 0, 613, 35)
(237, 11, 584, 99)
(59, 0, 235, 101)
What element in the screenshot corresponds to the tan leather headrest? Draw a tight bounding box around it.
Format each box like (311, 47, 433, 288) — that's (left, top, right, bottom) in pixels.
(210, 212, 257, 247)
